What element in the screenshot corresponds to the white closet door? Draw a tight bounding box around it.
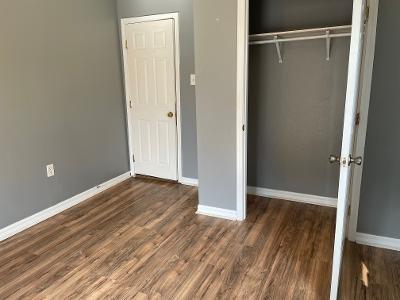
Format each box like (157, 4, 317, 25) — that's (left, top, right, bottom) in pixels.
(126, 19, 178, 180)
(330, 0, 367, 299)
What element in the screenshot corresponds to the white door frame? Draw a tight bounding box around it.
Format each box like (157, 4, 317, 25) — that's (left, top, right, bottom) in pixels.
(236, 0, 249, 221)
(236, 0, 379, 223)
(330, 1, 368, 298)
(237, 0, 378, 298)
(121, 13, 183, 181)
(348, 0, 380, 242)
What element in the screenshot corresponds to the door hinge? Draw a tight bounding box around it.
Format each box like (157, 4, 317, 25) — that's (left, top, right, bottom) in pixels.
(355, 112, 361, 126)
(242, 124, 246, 132)
(364, 6, 370, 24)
(129, 100, 133, 109)
(132, 154, 135, 163)
(125, 39, 128, 49)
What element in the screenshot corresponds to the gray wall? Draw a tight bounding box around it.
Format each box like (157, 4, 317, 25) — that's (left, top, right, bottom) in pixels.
(193, 0, 237, 210)
(248, 41, 350, 197)
(0, 0, 129, 228)
(357, 0, 400, 239)
(116, 0, 198, 179)
(250, 0, 353, 33)
(247, 0, 352, 198)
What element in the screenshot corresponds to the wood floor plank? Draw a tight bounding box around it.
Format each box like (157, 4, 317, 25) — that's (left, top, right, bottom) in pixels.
(340, 240, 400, 300)
(1, 177, 398, 299)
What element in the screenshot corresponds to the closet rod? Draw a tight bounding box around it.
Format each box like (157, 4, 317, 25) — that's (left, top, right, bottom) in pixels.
(249, 33, 351, 45)
(249, 25, 352, 62)
(250, 25, 351, 39)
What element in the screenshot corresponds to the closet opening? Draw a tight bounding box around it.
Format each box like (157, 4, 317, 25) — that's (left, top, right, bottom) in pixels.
(237, 0, 376, 299)
(246, 1, 355, 210)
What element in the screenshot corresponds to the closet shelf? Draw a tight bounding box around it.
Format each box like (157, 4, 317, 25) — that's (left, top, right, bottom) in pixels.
(249, 25, 352, 63)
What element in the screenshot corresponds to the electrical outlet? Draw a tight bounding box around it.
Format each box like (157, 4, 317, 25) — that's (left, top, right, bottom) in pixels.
(190, 74, 196, 86)
(46, 164, 55, 178)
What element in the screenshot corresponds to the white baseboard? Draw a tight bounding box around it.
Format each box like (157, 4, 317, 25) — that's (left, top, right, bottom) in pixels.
(0, 172, 131, 242)
(196, 205, 238, 221)
(179, 177, 199, 187)
(355, 232, 400, 251)
(179, 180, 337, 209)
(247, 186, 337, 208)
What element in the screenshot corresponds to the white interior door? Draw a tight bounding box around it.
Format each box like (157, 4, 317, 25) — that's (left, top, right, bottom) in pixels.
(330, 0, 367, 299)
(125, 19, 178, 180)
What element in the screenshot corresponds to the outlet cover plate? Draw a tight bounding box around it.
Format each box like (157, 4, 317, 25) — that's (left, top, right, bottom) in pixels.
(46, 164, 55, 178)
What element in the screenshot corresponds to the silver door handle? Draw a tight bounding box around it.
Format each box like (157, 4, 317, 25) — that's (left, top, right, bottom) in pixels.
(329, 155, 341, 164)
(348, 155, 363, 166)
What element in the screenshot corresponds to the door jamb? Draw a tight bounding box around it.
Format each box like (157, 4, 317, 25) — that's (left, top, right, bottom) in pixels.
(236, 0, 249, 221)
(237, 0, 379, 298)
(120, 13, 183, 181)
(348, 0, 380, 241)
(236, 0, 379, 230)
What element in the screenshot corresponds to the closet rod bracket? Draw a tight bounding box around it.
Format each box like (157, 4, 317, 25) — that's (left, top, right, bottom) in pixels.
(326, 30, 331, 61)
(274, 36, 283, 64)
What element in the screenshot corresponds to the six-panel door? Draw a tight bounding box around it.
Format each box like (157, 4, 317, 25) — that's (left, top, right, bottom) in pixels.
(126, 19, 178, 180)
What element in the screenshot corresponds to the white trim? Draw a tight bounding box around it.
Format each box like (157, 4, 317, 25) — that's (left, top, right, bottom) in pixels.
(348, 0, 380, 242)
(0, 172, 131, 242)
(179, 177, 198, 187)
(236, 0, 249, 221)
(250, 25, 352, 38)
(196, 205, 238, 221)
(330, 1, 367, 299)
(248, 187, 337, 208)
(355, 232, 400, 251)
(120, 13, 183, 182)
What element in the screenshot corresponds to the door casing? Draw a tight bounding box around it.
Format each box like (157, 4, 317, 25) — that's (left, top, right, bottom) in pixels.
(121, 13, 183, 182)
(236, 1, 379, 299)
(347, 0, 380, 243)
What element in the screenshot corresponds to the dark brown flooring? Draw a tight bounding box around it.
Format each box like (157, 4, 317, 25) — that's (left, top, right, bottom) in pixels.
(0, 177, 398, 299)
(340, 240, 400, 300)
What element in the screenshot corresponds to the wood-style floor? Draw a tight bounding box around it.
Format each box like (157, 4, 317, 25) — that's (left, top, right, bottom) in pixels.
(0, 177, 397, 299)
(340, 240, 400, 300)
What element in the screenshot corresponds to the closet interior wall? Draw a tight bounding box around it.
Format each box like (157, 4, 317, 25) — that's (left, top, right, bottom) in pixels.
(357, 0, 400, 239)
(247, 0, 354, 199)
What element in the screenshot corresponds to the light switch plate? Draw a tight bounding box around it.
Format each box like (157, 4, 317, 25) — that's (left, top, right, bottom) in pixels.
(190, 74, 196, 86)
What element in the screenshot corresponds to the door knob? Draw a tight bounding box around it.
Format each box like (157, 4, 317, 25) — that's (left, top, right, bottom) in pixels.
(348, 155, 363, 166)
(329, 155, 341, 164)
(167, 112, 174, 118)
